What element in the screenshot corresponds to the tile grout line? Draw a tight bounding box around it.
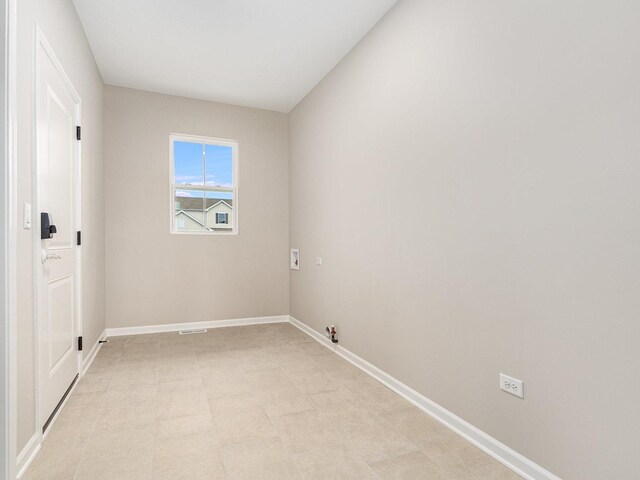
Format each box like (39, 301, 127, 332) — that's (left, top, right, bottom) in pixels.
(148, 341, 161, 479)
(197, 331, 230, 479)
(72, 344, 122, 480)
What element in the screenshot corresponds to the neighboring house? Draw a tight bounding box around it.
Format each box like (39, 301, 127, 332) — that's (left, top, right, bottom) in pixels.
(175, 197, 233, 231)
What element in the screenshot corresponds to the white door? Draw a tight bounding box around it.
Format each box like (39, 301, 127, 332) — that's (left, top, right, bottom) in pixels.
(36, 35, 81, 432)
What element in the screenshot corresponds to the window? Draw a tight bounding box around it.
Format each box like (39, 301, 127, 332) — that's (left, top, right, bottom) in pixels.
(170, 134, 238, 234)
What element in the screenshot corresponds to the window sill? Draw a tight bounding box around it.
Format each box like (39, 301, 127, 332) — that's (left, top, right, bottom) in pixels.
(170, 230, 238, 236)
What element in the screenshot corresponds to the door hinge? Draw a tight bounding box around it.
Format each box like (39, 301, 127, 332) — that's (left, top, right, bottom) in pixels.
(78, 336, 83, 351)
(77, 231, 81, 246)
(76, 126, 81, 141)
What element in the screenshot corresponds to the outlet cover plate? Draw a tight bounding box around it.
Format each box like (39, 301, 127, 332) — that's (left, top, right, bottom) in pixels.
(290, 248, 300, 270)
(500, 373, 524, 398)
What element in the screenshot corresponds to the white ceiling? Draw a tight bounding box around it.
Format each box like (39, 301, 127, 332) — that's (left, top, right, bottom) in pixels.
(73, 0, 397, 112)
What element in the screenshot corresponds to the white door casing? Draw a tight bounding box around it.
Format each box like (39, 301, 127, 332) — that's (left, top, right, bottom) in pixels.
(2, 0, 18, 477)
(35, 29, 81, 432)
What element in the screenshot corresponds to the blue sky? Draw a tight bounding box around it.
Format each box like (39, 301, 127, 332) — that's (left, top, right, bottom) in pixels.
(174, 141, 233, 199)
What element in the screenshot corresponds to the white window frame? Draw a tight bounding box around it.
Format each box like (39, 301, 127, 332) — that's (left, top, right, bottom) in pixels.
(169, 133, 239, 235)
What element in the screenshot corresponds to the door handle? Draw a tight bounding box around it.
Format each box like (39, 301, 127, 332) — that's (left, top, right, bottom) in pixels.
(41, 250, 62, 264)
(40, 212, 57, 239)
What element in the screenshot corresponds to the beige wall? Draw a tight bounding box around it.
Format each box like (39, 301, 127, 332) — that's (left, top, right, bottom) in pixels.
(104, 86, 289, 328)
(16, 0, 104, 453)
(289, 0, 640, 479)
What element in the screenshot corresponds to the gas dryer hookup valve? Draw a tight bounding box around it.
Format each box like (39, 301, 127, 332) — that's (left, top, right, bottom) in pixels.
(325, 325, 338, 344)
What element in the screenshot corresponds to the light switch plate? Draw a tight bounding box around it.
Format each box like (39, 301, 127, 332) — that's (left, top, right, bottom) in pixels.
(23, 203, 32, 229)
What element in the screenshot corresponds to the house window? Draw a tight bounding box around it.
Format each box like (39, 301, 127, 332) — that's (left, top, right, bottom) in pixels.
(170, 134, 238, 234)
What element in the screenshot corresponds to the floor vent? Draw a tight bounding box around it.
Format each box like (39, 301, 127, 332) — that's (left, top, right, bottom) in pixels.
(178, 328, 208, 335)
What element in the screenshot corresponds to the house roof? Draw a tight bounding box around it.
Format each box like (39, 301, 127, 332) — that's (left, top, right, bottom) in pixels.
(175, 210, 206, 227)
(175, 197, 233, 211)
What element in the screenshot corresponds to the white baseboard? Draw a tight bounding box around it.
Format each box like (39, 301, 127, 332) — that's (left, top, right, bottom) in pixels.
(16, 433, 40, 480)
(105, 315, 289, 337)
(288, 316, 561, 480)
(81, 329, 107, 375)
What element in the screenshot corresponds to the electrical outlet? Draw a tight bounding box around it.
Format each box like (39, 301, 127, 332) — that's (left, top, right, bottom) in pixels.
(500, 373, 524, 398)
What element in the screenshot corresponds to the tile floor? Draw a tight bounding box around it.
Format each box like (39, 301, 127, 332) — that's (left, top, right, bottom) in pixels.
(24, 323, 522, 479)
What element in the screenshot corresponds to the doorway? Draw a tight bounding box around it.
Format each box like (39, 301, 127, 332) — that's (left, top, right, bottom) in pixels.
(34, 29, 82, 434)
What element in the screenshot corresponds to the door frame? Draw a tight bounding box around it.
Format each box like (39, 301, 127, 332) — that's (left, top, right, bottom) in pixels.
(32, 25, 83, 439)
(1, 0, 17, 478)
